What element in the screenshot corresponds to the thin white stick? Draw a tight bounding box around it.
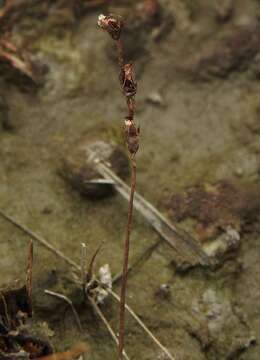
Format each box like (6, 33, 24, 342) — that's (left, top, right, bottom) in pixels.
(88, 155, 210, 267)
(45, 290, 82, 333)
(81, 243, 87, 289)
(88, 296, 130, 360)
(0, 209, 80, 271)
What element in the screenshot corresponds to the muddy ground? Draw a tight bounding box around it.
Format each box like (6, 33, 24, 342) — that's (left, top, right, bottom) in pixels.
(0, 0, 260, 359)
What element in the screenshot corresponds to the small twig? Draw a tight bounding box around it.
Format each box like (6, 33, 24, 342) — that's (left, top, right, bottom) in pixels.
(81, 243, 87, 296)
(0, 209, 80, 271)
(87, 296, 130, 360)
(88, 157, 210, 267)
(116, 38, 124, 70)
(44, 290, 82, 333)
(118, 157, 136, 357)
(0, 292, 10, 328)
(1, 208, 174, 359)
(26, 239, 33, 317)
(112, 239, 162, 285)
(108, 290, 176, 360)
(86, 241, 104, 283)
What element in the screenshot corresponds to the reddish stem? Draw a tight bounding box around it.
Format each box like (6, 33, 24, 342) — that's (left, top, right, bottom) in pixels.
(118, 156, 136, 359)
(116, 39, 124, 71)
(98, 15, 139, 359)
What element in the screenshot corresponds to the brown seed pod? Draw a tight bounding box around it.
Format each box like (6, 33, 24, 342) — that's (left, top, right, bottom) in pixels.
(97, 14, 124, 40)
(120, 63, 137, 98)
(124, 119, 139, 155)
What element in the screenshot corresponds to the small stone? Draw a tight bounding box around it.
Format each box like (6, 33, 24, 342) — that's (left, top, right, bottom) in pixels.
(191, 289, 255, 357)
(61, 140, 129, 200)
(203, 226, 241, 261)
(155, 283, 171, 300)
(202, 289, 222, 320)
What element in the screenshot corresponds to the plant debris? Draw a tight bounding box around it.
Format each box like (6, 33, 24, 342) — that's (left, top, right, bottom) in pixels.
(0, 283, 53, 359)
(0, 242, 54, 359)
(0, 39, 39, 84)
(167, 179, 260, 267)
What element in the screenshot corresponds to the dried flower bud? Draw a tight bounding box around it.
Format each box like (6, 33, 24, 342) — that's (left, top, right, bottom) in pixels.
(124, 119, 139, 155)
(120, 63, 137, 98)
(97, 14, 124, 40)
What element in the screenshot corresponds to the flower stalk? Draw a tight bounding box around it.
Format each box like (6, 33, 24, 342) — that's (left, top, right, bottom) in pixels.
(98, 14, 140, 359)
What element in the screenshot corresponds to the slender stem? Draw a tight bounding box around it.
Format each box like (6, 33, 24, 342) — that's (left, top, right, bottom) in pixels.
(111, 290, 176, 360)
(97, 16, 139, 357)
(88, 296, 131, 360)
(86, 241, 104, 283)
(118, 156, 136, 359)
(81, 243, 87, 298)
(116, 39, 124, 71)
(45, 290, 83, 333)
(0, 292, 10, 328)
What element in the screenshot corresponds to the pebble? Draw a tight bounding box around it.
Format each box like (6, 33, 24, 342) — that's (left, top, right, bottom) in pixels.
(61, 140, 129, 200)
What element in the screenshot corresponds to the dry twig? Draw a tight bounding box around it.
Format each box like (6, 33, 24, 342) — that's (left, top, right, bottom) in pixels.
(0, 292, 11, 328)
(0, 209, 80, 271)
(87, 155, 210, 267)
(0, 208, 174, 359)
(87, 296, 130, 360)
(86, 241, 104, 283)
(44, 290, 82, 333)
(81, 243, 87, 295)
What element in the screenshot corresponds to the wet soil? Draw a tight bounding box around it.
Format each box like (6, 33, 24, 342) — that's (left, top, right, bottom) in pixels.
(0, 1, 260, 359)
